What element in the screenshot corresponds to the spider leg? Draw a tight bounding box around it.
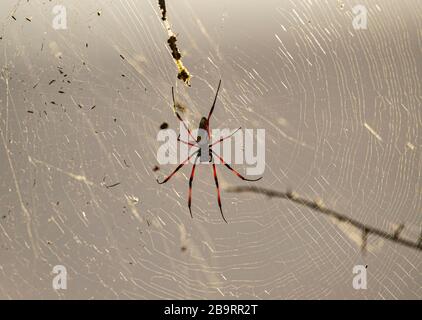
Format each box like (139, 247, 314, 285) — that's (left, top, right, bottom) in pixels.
(206, 80, 222, 137)
(210, 127, 241, 147)
(212, 162, 227, 223)
(188, 153, 200, 218)
(156, 150, 199, 184)
(177, 134, 198, 147)
(211, 150, 262, 181)
(207, 80, 222, 121)
(172, 87, 197, 142)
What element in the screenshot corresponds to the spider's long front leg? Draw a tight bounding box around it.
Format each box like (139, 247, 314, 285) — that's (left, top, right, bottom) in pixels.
(206, 79, 222, 137)
(188, 153, 200, 218)
(172, 87, 197, 142)
(156, 150, 199, 184)
(211, 150, 262, 181)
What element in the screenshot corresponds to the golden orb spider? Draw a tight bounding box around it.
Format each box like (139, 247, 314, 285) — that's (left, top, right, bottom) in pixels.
(157, 80, 262, 223)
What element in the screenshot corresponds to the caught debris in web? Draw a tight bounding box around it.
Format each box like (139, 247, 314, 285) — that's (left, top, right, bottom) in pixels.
(105, 182, 121, 189)
(158, 0, 191, 86)
(158, 0, 167, 20)
(174, 101, 187, 114)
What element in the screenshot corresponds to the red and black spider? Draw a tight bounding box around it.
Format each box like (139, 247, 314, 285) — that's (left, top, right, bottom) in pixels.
(157, 80, 262, 223)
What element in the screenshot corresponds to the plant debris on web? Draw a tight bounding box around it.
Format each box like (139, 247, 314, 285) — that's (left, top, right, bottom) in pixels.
(158, 0, 191, 86)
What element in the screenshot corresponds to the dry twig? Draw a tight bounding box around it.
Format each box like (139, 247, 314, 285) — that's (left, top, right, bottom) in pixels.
(226, 186, 422, 252)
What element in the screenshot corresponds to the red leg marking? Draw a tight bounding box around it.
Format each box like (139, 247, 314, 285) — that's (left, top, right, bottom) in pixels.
(156, 150, 199, 184)
(177, 134, 198, 148)
(212, 163, 227, 223)
(188, 154, 199, 218)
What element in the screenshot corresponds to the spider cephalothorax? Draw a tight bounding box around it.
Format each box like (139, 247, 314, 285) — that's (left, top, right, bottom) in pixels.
(157, 80, 262, 223)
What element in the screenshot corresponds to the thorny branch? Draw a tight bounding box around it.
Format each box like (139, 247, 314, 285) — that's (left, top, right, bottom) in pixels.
(226, 186, 422, 252)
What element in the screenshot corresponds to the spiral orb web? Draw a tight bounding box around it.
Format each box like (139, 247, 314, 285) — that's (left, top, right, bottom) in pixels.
(0, 0, 420, 299)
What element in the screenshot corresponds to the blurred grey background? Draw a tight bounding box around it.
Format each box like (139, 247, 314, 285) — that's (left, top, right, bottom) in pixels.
(0, 0, 420, 299)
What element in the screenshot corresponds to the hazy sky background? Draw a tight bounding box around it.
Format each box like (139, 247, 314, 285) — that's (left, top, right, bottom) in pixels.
(0, 0, 421, 299)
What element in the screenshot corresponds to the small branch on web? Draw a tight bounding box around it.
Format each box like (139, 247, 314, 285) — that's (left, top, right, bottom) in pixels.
(226, 186, 422, 252)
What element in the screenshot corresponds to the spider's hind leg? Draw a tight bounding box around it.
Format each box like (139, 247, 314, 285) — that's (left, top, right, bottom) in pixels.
(211, 158, 228, 223)
(188, 153, 200, 218)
